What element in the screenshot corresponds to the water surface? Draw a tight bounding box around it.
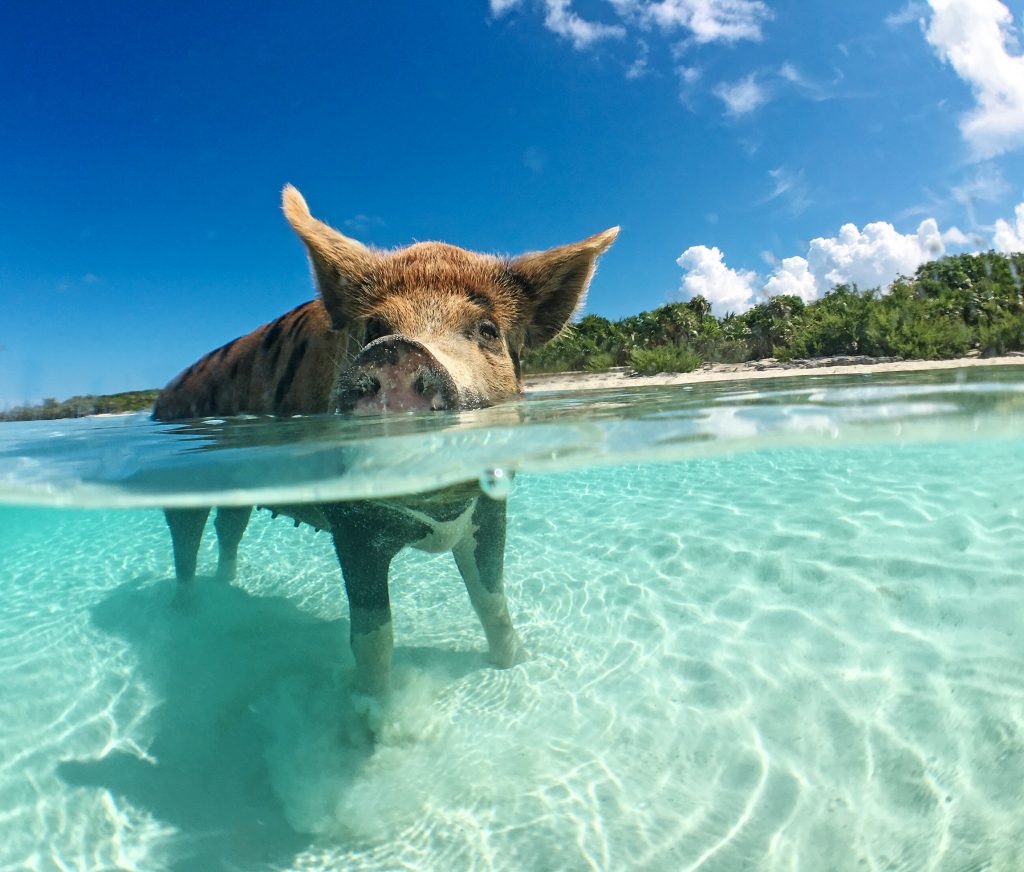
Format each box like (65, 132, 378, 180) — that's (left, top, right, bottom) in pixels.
(1, 367, 1022, 870)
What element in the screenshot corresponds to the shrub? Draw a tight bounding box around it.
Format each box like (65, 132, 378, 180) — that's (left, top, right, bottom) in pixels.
(693, 337, 750, 363)
(744, 295, 806, 359)
(583, 352, 617, 372)
(978, 311, 1024, 356)
(779, 285, 875, 359)
(628, 346, 702, 375)
(866, 281, 972, 358)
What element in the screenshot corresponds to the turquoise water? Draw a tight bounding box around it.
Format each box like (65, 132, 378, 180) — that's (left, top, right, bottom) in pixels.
(1, 368, 1023, 870)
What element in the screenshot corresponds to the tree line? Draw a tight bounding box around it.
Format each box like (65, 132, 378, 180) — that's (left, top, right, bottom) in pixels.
(0, 389, 162, 422)
(522, 250, 1024, 375)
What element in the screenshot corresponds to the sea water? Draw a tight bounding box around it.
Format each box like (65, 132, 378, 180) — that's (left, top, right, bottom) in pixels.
(1, 367, 1023, 871)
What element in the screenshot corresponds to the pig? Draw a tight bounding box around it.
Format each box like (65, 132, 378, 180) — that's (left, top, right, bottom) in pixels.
(152, 185, 618, 703)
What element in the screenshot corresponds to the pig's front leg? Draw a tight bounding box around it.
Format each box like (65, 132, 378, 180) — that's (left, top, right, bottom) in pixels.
(331, 530, 399, 698)
(326, 502, 427, 699)
(453, 497, 523, 668)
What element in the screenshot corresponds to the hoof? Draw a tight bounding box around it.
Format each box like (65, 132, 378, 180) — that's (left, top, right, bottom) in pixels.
(488, 634, 525, 668)
(214, 560, 237, 583)
(349, 690, 388, 745)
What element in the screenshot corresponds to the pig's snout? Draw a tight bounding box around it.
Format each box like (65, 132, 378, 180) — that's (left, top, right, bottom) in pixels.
(337, 336, 459, 415)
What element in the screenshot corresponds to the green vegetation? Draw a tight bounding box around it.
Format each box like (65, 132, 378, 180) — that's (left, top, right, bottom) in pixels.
(0, 389, 161, 422)
(628, 345, 702, 375)
(522, 251, 1024, 374)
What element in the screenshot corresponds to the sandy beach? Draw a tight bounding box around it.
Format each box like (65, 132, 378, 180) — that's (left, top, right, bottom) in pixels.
(525, 352, 1024, 393)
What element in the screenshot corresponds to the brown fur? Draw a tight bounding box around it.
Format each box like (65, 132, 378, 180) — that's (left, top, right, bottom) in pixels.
(153, 186, 617, 421)
(152, 301, 344, 419)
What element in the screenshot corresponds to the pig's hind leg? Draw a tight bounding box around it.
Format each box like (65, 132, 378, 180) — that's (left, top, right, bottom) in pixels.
(453, 497, 523, 668)
(213, 506, 252, 581)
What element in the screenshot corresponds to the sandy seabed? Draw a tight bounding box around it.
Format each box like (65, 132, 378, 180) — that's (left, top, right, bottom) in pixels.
(525, 353, 1024, 393)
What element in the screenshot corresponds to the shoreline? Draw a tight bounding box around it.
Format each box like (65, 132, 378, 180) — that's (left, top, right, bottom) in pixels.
(4, 354, 1022, 422)
(525, 353, 1024, 393)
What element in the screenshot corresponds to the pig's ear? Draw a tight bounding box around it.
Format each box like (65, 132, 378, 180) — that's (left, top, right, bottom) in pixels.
(511, 227, 619, 346)
(282, 185, 374, 328)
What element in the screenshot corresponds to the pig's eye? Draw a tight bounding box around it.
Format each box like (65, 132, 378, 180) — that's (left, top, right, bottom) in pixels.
(364, 317, 391, 344)
(479, 320, 500, 341)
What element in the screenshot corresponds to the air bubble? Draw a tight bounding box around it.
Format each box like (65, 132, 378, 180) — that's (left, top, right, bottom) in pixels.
(479, 467, 513, 500)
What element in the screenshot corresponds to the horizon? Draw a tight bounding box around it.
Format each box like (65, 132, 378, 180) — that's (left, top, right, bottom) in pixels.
(3, 1, 1024, 408)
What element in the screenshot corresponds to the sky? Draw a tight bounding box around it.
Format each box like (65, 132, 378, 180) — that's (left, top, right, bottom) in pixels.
(2, 0, 1024, 407)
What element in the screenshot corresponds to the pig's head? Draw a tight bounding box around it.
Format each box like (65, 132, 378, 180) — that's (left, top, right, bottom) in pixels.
(282, 185, 618, 415)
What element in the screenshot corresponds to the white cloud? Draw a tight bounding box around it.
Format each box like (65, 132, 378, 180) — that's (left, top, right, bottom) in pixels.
(675, 206, 1024, 314)
(676, 245, 759, 314)
(490, 0, 522, 14)
(993, 202, 1024, 251)
(494, 0, 769, 51)
(952, 163, 1010, 208)
(775, 61, 828, 101)
(626, 56, 649, 78)
(901, 165, 1007, 241)
(493, 0, 777, 112)
(885, 2, 929, 29)
(677, 64, 701, 85)
(542, 0, 626, 49)
(713, 73, 768, 115)
(626, 40, 651, 79)
(925, 0, 1024, 159)
(942, 226, 971, 246)
(763, 166, 812, 214)
(778, 61, 801, 83)
(710, 63, 818, 118)
(638, 0, 770, 43)
(801, 219, 948, 297)
(762, 255, 816, 302)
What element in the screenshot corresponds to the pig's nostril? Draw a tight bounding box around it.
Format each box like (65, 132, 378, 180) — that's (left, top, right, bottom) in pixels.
(413, 373, 428, 396)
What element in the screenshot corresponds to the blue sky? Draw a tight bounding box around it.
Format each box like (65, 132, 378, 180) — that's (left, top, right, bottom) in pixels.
(2, 0, 1024, 406)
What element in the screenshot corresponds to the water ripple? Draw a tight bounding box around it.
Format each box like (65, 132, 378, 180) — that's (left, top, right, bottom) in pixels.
(0, 437, 1022, 869)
